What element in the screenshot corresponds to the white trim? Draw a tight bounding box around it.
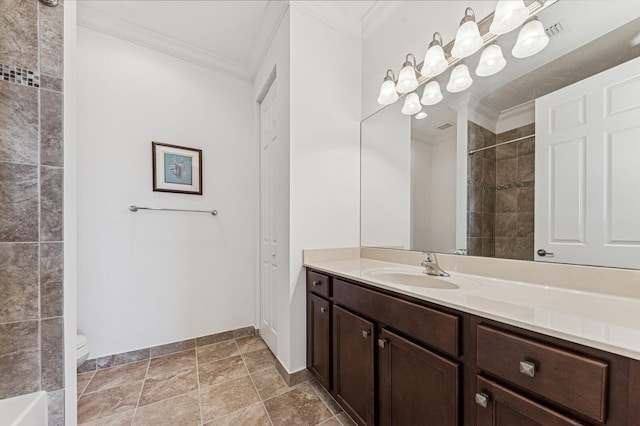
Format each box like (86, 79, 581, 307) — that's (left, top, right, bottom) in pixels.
(466, 94, 500, 134)
(77, 4, 251, 81)
(362, 0, 404, 40)
(496, 100, 535, 134)
(290, 0, 361, 42)
(246, 1, 290, 81)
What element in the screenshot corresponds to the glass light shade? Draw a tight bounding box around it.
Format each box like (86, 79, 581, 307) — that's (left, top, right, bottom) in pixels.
(396, 64, 419, 93)
(446, 63, 473, 93)
(420, 81, 443, 106)
(512, 19, 550, 58)
(421, 44, 448, 78)
(451, 21, 483, 58)
(401, 93, 422, 115)
(475, 44, 507, 77)
(415, 111, 428, 120)
(490, 0, 529, 35)
(377, 79, 399, 105)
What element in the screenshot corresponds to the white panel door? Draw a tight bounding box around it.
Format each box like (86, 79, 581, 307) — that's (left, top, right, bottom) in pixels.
(259, 81, 278, 352)
(535, 57, 640, 268)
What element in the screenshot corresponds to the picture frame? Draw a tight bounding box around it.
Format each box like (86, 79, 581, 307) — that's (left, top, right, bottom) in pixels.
(152, 141, 203, 195)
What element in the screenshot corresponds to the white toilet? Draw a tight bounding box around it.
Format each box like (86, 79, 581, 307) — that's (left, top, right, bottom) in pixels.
(77, 334, 90, 368)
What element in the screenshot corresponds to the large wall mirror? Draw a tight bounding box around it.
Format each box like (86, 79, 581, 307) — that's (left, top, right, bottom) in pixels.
(361, 1, 640, 269)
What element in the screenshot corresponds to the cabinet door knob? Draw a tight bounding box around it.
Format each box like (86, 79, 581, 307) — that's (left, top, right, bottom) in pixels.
(312, 281, 321, 286)
(519, 360, 536, 377)
(362, 330, 371, 339)
(320, 307, 327, 313)
(378, 338, 387, 348)
(475, 393, 489, 408)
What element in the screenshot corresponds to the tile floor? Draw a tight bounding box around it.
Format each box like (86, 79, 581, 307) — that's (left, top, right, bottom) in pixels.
(77, 336, 355, 426)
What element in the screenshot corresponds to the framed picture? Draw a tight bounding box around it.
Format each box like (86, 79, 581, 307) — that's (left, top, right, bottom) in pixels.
(152, 141, 203, 195)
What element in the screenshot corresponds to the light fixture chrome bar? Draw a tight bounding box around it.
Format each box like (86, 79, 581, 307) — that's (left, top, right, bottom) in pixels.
(468, 134, 535, 155)
(129, 205, 218, 216)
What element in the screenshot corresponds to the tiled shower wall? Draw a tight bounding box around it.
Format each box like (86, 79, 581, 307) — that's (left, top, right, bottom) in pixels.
(467, 121, 535, 261)
(0, 0, 65, 424)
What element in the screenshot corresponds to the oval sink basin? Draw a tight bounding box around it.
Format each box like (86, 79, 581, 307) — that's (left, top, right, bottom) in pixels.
(365, 269, 460, 289)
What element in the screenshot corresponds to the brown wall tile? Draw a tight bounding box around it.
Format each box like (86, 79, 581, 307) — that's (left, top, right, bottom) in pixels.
(517, 154, 535, 183)
(481, 188, 495, 214)
(467, 238, 482, 257)
(517, 212, 534, 238)
(0, 321, 40, 399)
(482, 238, 495, 257)
(0, 81, 39, 164)
(469, 153, 483, 183)
(97, 348, 150, 370)
(40, 166, 63, 241)
(39, 0, 64, 79)
(41, 317, 65, 391)
(496, 143, 517, 160)
(496, 213, 517, 237)
(468, 185, 481, 213)
(40, 75, 63, 92)
(516, 237, 535, 261)
(496, 158, 516, 186)
(468, 212, 482, 238)
(41, 90, 64, 167)
(47, 389, 65, 426)
(0, 243, 38, 322)
(495, 237, 517, 259)
(496, 188, 517, 213)
(482, 157, 495, 185)
(517, 187, 534, 212)
(518, 137, 535, 156)
(0, 0, 38, 70)
(481, 213, 494, 238)
(0, 164, 39, 241)
(41, 242, 64, 318)
(150, 339, 195, 358)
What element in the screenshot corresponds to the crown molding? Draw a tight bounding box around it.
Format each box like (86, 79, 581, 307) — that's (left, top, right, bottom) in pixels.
(496, 100, 535, 134)
(77, 4, 250, 81)
(246, 0, 290, 81)
(290, 0, 361, 42)
(466, 94, 500, 133)
(362, 0, 404, 41)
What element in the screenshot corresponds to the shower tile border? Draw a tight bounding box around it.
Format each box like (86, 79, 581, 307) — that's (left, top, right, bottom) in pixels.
(0, 64, 40, 88)
(78, 326, 257, 374)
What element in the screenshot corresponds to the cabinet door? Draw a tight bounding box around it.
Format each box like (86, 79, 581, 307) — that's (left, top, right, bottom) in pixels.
(333, 305, 375, 426)
(476, 377, 584, 426)
(307, 293, 331, 389)
(378, 328, 459, 426)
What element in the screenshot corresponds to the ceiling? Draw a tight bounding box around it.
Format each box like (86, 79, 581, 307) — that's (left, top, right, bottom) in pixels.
(77, 0, 384, 80)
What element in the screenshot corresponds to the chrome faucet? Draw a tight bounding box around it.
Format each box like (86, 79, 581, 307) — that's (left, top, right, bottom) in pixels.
(421, 252, 450, 277)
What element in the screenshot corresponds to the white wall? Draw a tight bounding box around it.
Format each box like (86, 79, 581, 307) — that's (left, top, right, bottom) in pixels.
(361, 103, 411, 248)
(362, 1, 496, 119)
(288, 4, 361, 372)
(77, 27, 258, 358)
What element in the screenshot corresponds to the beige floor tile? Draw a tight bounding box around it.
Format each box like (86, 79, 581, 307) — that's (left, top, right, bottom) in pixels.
(84, 360, 148, 394)
(263, 384, 332, 426)
(77, 371, 95, 398)
(251, 367, 290, 400)
(203, 402, 270, 426)
(78, 381, 143, 424)
(80, 409, 135, 426)
(133, 391, 201, 426)
(147, 349, 196, 378)
(318, 417, 342, 426)
(139, 367, 198, 406)
(234, 336, 267, 354)
(242, 348, 277, 373)
(309, 380, 343, 415)
(198, 355, 247, 388)
(336, 412, 357, 426)
(197, 340, 239, 364)
(200, 375, 260, 422)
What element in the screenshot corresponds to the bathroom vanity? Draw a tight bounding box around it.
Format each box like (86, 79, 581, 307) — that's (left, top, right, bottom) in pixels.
(304, 249, 640, 426)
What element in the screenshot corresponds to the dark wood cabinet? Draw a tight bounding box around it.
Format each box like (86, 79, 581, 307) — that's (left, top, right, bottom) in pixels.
(307, 292, 331, 389)
(333, 305, 375, 426)
(476, 376, 584, 426)
(378, 328, 459, 426)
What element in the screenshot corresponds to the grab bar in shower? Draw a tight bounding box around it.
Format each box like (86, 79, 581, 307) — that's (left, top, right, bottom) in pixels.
(129, 205, 218, 216)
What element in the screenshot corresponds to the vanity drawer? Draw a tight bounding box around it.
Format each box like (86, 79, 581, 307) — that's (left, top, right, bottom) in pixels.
(307, 270, 331, 298)
(476, 325, 608, 422)
(333, 279, 458, 356)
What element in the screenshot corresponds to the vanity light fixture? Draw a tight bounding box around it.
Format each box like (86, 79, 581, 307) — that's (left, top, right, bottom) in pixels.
(415, 111, 428, 120)
(512, 18, 550, 58)
(490, 0, 529, 35)
(401, 92, 422, 115)
(475, 43, 507, 77)
(421, 32, 449, 78)
(420, 80, 444, 106)
(451, 8, 483, 58)
(377, 69, 399, 106)
(446, 63, 473, 93)
(396, 54, 419, 93)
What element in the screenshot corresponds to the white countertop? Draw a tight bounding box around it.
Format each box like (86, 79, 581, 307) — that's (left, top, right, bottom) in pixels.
(304, 254, 640, 361)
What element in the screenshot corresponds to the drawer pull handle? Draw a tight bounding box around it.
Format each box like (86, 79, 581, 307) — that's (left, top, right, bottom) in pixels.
(320, 307, 327, 313)
(519, 361, 536, 377)
(362, 330, 371, 339)
(475, 393, 489, 408)
(312, 281, 322, 286)
(378, 338, 387, 348)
